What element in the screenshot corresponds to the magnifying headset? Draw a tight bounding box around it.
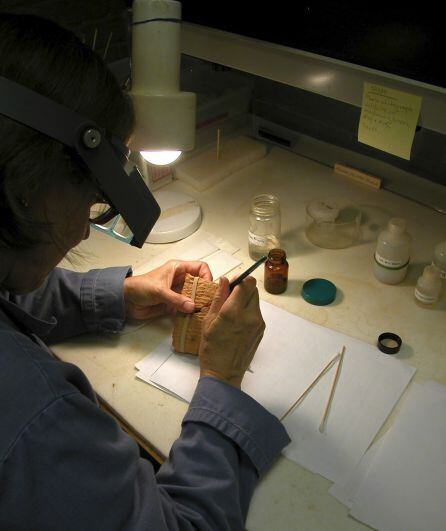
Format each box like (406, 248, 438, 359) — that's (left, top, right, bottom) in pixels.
(0, 76, 160, 248)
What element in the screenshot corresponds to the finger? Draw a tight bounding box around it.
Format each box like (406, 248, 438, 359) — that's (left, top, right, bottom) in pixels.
(197, 261, 213, 281)
(229, 273, 239, 283)
(207, 276, 230, 319)
(156, 288, 195, 313)
(173, 261, 213, 282)
(245, 282, 260, 311)
(222, 276, 257, 314)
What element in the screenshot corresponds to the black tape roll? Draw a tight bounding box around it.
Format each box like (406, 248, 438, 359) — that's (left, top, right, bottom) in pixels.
(377, 332, 402, 355)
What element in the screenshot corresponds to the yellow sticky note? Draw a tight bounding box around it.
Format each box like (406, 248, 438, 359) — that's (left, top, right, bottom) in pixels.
(358, 83, 422, 160)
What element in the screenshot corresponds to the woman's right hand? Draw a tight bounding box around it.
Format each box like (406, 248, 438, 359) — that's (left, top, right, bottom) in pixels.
(199, 276, 265, 388)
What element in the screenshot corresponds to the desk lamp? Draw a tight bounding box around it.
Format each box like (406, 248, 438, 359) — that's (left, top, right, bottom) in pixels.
(128, 0, 201, 243)
(130, 0, 195, 162)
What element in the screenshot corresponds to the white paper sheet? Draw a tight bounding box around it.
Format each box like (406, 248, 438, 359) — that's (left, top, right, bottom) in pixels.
(141, 300, 415, 484)
(204, 250, 241, 280)
(132, 231, 240, 276)
(136, 236, 241, 280)
(149, 352, 199, 401)
(350, 381, 446, 531)
(329, 439, 383, 508)
(149, 301, 352, 416)
(178, 240, 219, 261)
(281, 344, 415, 484)
(135, 337, 175, 393)
(148, 348, 200, 401)
(135, 337, 173, 373)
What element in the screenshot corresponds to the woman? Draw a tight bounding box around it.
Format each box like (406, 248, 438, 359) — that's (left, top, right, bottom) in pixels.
(0, 13, 289, 530)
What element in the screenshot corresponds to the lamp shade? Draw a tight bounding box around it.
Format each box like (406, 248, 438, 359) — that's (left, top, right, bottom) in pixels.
(129, 0, 196, 152)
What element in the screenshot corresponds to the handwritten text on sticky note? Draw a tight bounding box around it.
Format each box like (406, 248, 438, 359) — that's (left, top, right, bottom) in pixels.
(358, 83, 422, 160)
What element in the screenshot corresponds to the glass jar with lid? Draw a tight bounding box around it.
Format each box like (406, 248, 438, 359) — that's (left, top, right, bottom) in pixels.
(248, 194, 281, 260)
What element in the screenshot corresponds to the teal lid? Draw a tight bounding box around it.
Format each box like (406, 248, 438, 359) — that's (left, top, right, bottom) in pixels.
(301, 278, 337, 306)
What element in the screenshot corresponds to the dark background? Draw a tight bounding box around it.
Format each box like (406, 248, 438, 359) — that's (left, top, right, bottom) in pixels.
(1, 0, 131, 64)
(179, 2, 445, 89)
(2, 1, 445, 187)
(3, 1, 444, 88)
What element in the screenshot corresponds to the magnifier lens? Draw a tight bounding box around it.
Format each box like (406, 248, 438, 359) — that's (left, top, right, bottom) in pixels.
(90, 210, 116, 224)
(89, 203, 117, 224)
(88, 163, 143, 225)
(89, 200, 134, 243)
(88, 162, 157, 246)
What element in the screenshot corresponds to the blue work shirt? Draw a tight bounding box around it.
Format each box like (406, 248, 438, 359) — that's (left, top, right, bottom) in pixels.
(0, 267, 290, 530)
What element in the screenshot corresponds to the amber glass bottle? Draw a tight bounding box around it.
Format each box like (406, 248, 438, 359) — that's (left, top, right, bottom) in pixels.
(264, 248, 288, 294)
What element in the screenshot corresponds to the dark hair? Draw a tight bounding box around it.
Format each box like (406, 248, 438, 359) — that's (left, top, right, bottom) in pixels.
(0, 13, 134, 249)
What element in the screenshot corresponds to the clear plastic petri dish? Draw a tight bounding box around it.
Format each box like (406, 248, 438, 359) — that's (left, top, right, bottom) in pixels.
(305, 198, 362, 249)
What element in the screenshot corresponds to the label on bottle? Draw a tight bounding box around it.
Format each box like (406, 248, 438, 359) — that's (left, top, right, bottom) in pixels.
(440, 269, 446, 280)
(374, 252, 409, 270)
(414, 288, 437, 304)
(248, 231, 267, 246)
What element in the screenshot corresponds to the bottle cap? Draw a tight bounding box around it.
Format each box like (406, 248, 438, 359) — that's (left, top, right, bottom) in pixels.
(422, 263, 441, 280)
(301, 278, 337, 306)
(377, 332, 402, 354)
(388, 218, 406, 234)
(434, 241, 446, 255)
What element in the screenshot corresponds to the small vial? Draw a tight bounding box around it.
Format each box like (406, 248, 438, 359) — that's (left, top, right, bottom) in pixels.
(249, 194, 281, 260)
(433, 241, 446, 280)
(414, 264, 442, 307)
(373, 218, 411, 285)
(264, 248, 288, 294)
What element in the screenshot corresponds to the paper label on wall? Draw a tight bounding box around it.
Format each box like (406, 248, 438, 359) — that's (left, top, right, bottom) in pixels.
(358, 82, 422, 160)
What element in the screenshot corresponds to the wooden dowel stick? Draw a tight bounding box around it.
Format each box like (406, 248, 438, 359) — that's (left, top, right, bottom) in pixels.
(319, 346, 345, 433)
(92, 28, 98, 51)
(280, 352, 341, 422)
(216, 128, 221, 160)
(103, 31, 113, 60)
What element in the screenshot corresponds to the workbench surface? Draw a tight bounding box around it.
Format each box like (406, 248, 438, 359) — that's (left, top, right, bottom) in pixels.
(55, 145, 445, 530)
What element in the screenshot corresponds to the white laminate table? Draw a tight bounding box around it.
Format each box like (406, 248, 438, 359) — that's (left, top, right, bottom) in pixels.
(55, 146, 446, 530)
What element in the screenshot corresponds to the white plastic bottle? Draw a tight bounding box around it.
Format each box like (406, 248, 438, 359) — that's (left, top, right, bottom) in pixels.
(414, 264, 442, 307)
(374, 218, 411, 284)
(433, 241, 446, 280)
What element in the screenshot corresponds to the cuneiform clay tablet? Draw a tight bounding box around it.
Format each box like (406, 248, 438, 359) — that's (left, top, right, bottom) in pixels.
(172, 274, 218, 355)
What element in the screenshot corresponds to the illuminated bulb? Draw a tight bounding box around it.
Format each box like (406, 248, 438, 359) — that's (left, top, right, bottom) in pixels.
(140, 150, 182, 165)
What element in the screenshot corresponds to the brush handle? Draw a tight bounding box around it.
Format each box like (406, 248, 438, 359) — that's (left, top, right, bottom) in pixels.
(194, 256, 268, 313)
(229, 255, 267, 290)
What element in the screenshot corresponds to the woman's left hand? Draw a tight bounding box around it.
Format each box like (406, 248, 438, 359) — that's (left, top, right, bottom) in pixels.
(123, 260, 212, 320)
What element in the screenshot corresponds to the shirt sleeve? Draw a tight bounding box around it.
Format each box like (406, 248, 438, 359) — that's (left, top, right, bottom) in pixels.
(0, 377, 290, 531)
(11, 266, 131, 343)
(157, 377, 291, 529)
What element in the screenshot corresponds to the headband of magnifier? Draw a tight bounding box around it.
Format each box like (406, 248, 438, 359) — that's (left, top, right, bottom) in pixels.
(0, 76, 160, 248)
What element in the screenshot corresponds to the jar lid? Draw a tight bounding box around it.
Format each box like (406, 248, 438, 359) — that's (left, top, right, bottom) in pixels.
(307, 200, 339, 222)
(377, 332, 402, 355)
(301, 278, 337, 305)
(434, 241, 446, 258)
(388, 218, 406, 234)
(421, 263, 441, 281)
